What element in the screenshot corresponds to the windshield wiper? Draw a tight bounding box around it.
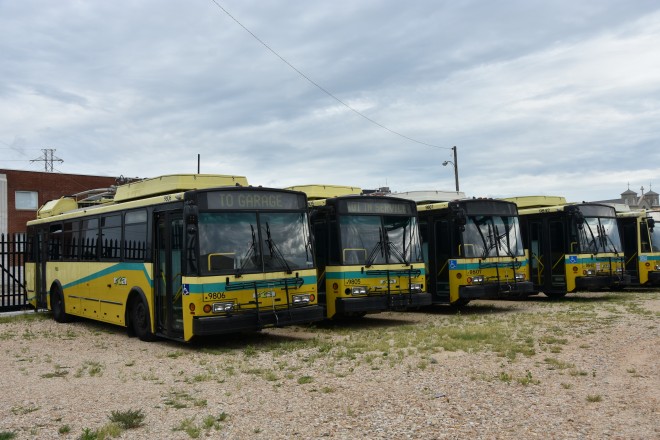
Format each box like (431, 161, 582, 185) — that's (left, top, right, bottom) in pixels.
(582, 220, 599, 254)
(365, 227, 384, 268)
(265, 222, 292, 274)
(493, 224, 515, 258)
(236, 224, 258, 277)
(599, 224, 620, 255)
(385, 232, 409, 265)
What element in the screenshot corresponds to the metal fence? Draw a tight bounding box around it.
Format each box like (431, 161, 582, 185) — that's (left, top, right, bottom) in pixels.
(0, 233, 28, 312)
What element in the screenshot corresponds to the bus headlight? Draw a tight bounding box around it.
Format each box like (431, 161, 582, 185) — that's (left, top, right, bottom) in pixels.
(292, 294, 312, 304)
(615, 267, 623, 274)
(410, 283, 423, 293)
(213, 302, 235, 313)
(655, 264, 660, 271)
(584, 269, 595, 276)
(350, 287, 367, 295)
(470, 275, 484, 284)
(515, 273, 525, 282)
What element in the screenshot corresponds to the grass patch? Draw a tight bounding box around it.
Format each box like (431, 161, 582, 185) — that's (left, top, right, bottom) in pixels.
(0, 432, 17, 440)
(586, 394, 602, 402)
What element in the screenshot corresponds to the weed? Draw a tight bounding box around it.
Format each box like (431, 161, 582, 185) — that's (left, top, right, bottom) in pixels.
(41, 366, 69, 378)
(109, 408, 145, 429)
(173, 417, 201, 438)
(11, 404, 39, 415)
(544, 357, 574, 370)
(498, 372, 512, 383)
(586, 394, 602, 403)
(561, 383, 573, 389)
(0, 432, 16, 440)
(298, 375, 314, 384)
(166, 350, 184, 359)
(516, 371, 540, 386)
(58, 425, 71, 434)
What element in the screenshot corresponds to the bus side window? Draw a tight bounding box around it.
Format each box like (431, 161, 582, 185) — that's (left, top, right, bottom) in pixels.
(101, 215, 122, 260)
(124, 210, 148, 260)
(80, 218, 99, 261)
(48, 224, 62, 260)
(62, 221, 80, 260)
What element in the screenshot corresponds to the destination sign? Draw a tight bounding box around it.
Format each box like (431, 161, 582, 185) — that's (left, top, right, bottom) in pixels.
(340, 199, 414, 215)
(203, 191, 305, 210)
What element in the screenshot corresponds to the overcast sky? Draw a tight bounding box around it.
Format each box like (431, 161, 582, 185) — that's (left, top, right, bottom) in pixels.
(2, 0, 660, 202)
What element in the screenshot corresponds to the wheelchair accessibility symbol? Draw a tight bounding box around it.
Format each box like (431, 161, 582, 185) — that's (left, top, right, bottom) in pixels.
(568, 256, 578, 264)
(449, 260, 458, 269)
(182, 284, 190, 296)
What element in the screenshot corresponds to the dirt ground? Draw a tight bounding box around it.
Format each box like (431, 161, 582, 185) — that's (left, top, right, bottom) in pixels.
(0, 290, 658, 439)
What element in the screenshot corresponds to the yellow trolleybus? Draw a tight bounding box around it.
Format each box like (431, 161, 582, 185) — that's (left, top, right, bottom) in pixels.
(286, 185, 431, 319)
(416, 198, 533, 306)
(616, 209, 660, 286)
(25, 174, 323, 342)
(508, 196, 627, 298)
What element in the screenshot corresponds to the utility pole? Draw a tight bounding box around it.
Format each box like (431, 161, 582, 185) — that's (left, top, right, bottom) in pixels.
(30, 148, 63, 172)
(442, 146, 459, 192)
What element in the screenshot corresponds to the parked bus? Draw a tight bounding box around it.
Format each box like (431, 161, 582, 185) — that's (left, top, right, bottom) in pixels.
(616, 208, 660, 286)
(286, 185, 431, 319)
(507, 196, 627, 297)
(25, 174, 323, 342)
(415, 198, 533, 306)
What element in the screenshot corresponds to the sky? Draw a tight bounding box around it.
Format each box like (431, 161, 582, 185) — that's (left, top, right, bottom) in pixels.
(1, 0, 660, 203)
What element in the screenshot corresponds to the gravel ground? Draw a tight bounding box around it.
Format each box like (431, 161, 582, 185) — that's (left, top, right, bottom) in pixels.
(0, 290, 658, 439)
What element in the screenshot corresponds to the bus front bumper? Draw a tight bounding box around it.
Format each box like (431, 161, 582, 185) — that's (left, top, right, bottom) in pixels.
(336, 292, 433, 314)
(192, 305, 325, 335)
(575, 275, 629, 290)
(647, 271, 660, 286)
(459, 281, 535, 300)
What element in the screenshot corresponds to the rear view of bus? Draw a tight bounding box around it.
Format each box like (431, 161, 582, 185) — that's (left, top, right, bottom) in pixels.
(289, 185, 430, 319)
(617, 209, 660, 286)
(418, 199, 533, 306)
(511, 197, 628, 297)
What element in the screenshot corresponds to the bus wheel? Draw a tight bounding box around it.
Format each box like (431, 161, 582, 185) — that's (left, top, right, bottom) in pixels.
(451, 298, 471, 308)
(51, 289, 71, 323)
(544, 291, 567, 299)
(130, 297, 157, 342)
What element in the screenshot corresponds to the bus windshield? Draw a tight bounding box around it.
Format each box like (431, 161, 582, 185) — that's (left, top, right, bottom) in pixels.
(339, 215, 423, 265)
(649, 213, 660, 252)
(198, 212, 313, 274)
(462, 215, 525, 258)
(578, 216, 622, 254)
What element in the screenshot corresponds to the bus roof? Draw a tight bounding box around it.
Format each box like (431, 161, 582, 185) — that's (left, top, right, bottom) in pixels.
(502, 195, 567, 209)
(114, 174, 248, 202)
(285, 184, 362, 200)
(33, 174, 248, 220)
(390, 190, 466, 204)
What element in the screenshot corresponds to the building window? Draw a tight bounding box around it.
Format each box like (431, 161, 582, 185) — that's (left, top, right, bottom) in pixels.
(15, 191, 38, 210)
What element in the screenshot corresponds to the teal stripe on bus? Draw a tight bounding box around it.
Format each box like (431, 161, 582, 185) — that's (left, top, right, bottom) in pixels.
(185, 274, 318, 294)
(447, 260, 529, 271)
(61, 263, 153, 290)
(326, 268, 427, 279)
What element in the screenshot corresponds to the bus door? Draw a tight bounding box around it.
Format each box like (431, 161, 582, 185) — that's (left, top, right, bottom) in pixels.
(34, 228, 48, 309)
(549, 219, 567, 290)
(155, 212, 184, 338)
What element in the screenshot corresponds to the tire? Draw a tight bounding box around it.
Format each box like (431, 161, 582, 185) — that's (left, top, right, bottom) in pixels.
(451, 298, 471, 307)
(51, 289, 71, 323)
(130, 296, 157, 342)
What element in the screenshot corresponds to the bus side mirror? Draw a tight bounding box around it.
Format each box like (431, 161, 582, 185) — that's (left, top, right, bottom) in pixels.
(648, 218, 655, 231)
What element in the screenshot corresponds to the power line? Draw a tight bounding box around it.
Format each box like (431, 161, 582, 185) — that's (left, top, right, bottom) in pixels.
(208, 0, 450, 150)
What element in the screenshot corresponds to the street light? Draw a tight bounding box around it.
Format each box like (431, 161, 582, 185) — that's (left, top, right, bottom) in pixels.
(442, 146, 459, 192)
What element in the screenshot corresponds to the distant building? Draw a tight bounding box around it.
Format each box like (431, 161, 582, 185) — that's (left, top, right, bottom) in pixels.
(0, 169, 121, 236)
(597, 185, 660, 210)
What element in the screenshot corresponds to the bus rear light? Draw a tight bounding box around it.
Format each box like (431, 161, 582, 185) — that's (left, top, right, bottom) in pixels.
(213, 302, 235, 313)
(292, 294, 312, 304)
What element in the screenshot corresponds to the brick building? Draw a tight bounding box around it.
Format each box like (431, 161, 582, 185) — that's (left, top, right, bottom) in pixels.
(0, 169, 120, 236)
